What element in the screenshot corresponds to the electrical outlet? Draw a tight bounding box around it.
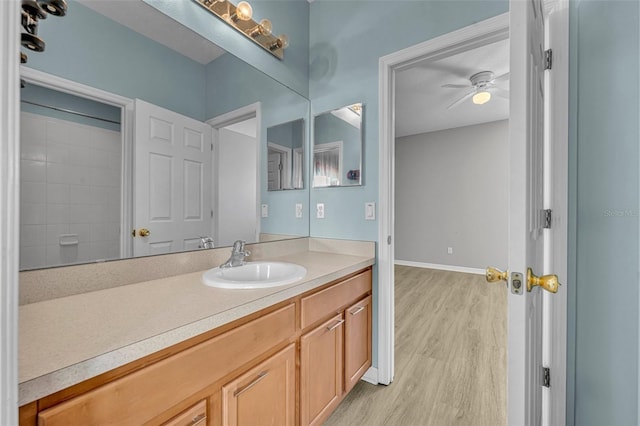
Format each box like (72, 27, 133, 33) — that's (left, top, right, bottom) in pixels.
(295, 203, 303, 218)
(447, 247, 453, 255)
(261, 204, 269, 218)
(316, 203, 325, 219)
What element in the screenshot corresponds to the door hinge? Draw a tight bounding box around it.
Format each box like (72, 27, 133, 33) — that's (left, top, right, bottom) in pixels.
(387, 235, 392, 245)
(211, 143, 213, 151)
(543, 209, 552, 229)
(542, 367, 551, 387)
(211, 209, 214, 218)
(544, 49, 553, 70)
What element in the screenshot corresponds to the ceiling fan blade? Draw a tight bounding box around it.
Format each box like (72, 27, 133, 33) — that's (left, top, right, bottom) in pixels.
(447, 90, 475, 109)
(493, 72, 510, 83)
(492, 87, 510, 99)
(441, 83, 470, 89)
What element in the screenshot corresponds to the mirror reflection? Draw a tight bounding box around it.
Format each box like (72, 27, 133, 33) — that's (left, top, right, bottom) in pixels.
(267, 119, 305, 191)
(313, 103, 363, 187)
(19, 0, 310, 270)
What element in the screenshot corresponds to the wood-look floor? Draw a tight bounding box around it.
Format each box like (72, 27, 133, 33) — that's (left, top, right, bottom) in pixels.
(325, 266, 507, 426)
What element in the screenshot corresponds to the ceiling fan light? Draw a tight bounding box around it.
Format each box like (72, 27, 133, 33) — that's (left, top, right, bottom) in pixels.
(472, 91, 491, 105)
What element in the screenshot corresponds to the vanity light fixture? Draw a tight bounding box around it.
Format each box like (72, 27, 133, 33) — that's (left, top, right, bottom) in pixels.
(19, 0, 67, 65)
(472, 90, 492, 105)
(193, 0, 289, 60)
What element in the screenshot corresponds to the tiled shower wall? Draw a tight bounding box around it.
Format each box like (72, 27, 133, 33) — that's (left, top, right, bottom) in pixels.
(20, 112, 121, 269)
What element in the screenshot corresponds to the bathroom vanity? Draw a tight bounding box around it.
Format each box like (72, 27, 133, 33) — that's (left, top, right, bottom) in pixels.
(18, 238, 374, 425)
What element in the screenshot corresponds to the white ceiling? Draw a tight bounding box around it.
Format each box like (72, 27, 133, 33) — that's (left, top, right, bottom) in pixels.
(78, 0, 226, 65)
(395, 38, 510, 138)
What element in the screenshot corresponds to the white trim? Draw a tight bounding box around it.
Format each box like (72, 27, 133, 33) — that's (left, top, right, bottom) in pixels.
(361, 367, 379, 385)
(0, 1, 20, 422)
(20, 67, 132, 107)
(207, 103, 262, 244)
(19, 66, 136, 259)
(394, 260, 485, 275)
(543, 1, 569, 425)
(378, 11, 510, 388)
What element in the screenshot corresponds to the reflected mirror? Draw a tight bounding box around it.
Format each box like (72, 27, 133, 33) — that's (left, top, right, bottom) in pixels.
(313, 103, 363, 187)
(267, 119, 305, 191)
(19, 0, 310, 270)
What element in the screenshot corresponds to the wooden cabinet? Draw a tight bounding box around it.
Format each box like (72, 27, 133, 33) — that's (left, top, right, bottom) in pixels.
(222, 344, 295, 426)
(22, 267, 372, 426)
(344, 295, 372, 393)
(162, 400, 207, 426)
(300, 314, 344, 426)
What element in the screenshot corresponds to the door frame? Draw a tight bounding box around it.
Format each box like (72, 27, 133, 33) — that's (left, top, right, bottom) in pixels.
(377, 7, 568, 422)
(267, 142, 291, 190)
(207, 103, 261, 245)
(19, 66, 135, 258)
(1, 1, 20, 423)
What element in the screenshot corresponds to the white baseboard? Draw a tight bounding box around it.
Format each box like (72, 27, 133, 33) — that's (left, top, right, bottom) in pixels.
(361, 367, 379, 385)
(394, 260, 485, 275)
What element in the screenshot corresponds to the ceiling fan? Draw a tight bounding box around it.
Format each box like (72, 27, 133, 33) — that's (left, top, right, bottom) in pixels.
(442, 71, 509, 109)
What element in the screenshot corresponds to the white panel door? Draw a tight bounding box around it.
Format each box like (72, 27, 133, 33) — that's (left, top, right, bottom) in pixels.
(134, 99, 212, 256)
(508, 0, 547, 424)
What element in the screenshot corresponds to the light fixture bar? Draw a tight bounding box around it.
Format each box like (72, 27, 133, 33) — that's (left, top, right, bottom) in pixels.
(193, 0, 287, 60)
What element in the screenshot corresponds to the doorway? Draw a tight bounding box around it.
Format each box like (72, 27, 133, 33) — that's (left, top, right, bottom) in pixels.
(208, 103, 261, 247)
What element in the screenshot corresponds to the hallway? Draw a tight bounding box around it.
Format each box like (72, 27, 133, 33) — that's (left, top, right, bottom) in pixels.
(325, 266, 507, 425)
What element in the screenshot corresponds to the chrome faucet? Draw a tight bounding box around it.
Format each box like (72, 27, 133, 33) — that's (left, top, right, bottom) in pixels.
(199, 236, 215, 249)
(220, 240, 251, 268)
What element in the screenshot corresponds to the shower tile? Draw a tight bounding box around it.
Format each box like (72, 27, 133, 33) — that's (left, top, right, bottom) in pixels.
(21, 224, 46, 247)
(20, 245, 45, 270)
(21, 160, 46, 182)
(47, 183, 70, 204)
(21, 204, 46, 225)
(21, 182, 46, 204)
(68, 223, 91, 243)
(46, 142, 69, 164)
(46, 204, 70, 224)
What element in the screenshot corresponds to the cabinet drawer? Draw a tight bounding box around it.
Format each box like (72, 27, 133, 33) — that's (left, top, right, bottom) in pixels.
(161, 400, 207, 426)
(38, 304, 296, 426)
(301, 269, 371, 329)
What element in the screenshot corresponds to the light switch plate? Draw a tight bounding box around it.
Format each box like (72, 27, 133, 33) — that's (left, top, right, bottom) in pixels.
(365, 202, 376, 220)
(261, 204, 268, 218)
(316, 203, 325, 219)
(295, 203, 303, 218)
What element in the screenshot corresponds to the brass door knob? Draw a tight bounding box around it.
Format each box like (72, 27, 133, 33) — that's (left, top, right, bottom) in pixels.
(485, 266, 508, 283)
(527, 268, 559, 293)
(138, 228, 151, 237)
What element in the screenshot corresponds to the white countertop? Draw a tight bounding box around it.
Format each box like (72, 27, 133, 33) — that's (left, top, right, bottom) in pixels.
(19, 250, 374, 405)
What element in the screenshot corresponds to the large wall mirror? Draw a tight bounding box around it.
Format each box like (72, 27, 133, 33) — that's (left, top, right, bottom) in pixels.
(19, 0, 310, 270)
(313, 103, 363, 187)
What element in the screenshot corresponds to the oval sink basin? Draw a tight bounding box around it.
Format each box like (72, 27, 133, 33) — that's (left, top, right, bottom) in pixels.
(202, 261, 307, 289)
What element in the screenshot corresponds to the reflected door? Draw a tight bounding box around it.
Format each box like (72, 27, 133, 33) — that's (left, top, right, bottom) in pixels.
(133, 99, 212, 256)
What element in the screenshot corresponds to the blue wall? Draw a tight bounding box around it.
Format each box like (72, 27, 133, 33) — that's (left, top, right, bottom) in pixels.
(143, 0, 310, 97)
(27, 0, 207, 121)
(568, 1, 640, 425)
(205, 53, 310, 236)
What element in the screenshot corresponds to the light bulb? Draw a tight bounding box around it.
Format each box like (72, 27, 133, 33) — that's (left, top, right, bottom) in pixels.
(250, 18, 272, 37)
(259, 19, 272, 36)
(235, 1, 253, 21)
(472, 91, 491, 105)
(269, 34, 289, 51)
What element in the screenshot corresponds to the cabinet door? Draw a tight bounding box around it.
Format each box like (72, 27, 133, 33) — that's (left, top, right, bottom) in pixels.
(222, 344, 295, 426)
(300, 314, 344, 426)
(344, 295, 372, 393)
